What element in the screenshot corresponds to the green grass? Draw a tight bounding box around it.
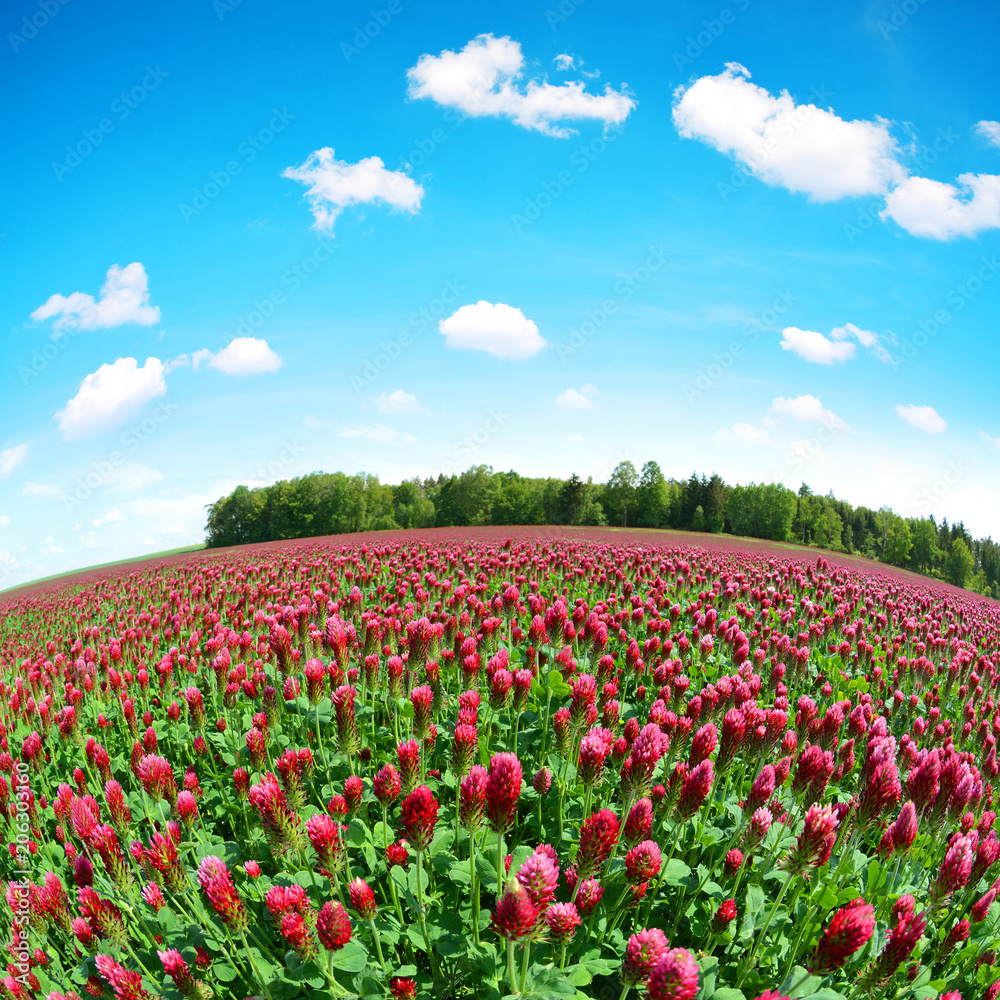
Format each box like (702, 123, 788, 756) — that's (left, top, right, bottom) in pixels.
(0, 544, 207, 596)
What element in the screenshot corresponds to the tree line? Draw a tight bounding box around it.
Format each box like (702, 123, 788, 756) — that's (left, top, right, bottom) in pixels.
(204, 463, 1000, 598)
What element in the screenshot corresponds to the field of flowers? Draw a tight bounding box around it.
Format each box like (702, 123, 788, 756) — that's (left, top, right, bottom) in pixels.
(1, 527, 999, 1000)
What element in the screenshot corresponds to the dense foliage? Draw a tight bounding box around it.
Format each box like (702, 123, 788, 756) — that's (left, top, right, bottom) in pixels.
(204, 465, 1000, 597)
(1, 528, 1000, 1000)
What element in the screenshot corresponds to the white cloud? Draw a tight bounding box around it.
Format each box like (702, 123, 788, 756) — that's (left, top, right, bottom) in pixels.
(779, 327, 856, 364)
(716, 422, 774, 446)
(337, 424, 416, 445)
(407, 34, 634, 138)
(42, 543, 64, 556)
(55, 356, 167, 440)
(283, 148, 424, 231)
(0, 516, 8, 527)
(974, 120, 1000, 148)
(206, 338, 283, 376)
(23, 482, 65, 498)
(980, 430, 1000, 449)
(31, 262, 160, 331)
(565, 432, 583, 442)
(672, 63, 904, 201)
(93, 510, 126, 527)
(440, 301, 546, 360)
(779, 322, 889, 364)
(769, 394, 849, 430)
(554, 54, 575, 71)
(556, 384, 599, 409)
(374, 389, 425, 416)
(191, 348, 214, 370)
(0, 445, 27, 477)
(881, 173, 1000, 239)
(896, 403, 947, 434)
(80, 532, 99, 550)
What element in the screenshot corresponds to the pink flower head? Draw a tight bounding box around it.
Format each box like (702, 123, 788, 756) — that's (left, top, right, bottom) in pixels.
(675, 760, 714, 819)
(625, 840, 662, 884)
(545, 902, 581, 946)
(317, 900, 352, 950)
(307, 813, 345, 872)
(624, 797, 653, 845)
(460, 764, 488, 829)
(711, 898, 738, 934)
(491, 881, 538, 940)
(575, 877, 604, 916)
(515, 845, 560, 910)
(576, 809, 619, 878)
(196, 856, 247, 931)
(808, 897, 876, 974)
(783, 803, 839, 878)
(399, 785, 438, 851)
(373, 763, 402, 806)
(646, 947, 700, 1000)
(622, 927, 669, 986)
(348, 877, 377, 919)
(485, 752, 523, 834)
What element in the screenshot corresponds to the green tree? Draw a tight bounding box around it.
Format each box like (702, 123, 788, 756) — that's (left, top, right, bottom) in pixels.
(946, 538, 975, 588)
(604, 461, 639, 527)
(636, 461, 669, 527)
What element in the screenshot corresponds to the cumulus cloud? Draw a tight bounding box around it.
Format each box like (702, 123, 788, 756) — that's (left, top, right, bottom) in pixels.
(779, 322, 889, 364)
(206, 338, 283, 376)
(31, 262, 160, 331)
(716, 423, 774, 446)
(975, 120, 1000, 148)
(440, 301, 546, 360)
(896, 403, 947, 434)
(0, 445, 27, 477)
(554, 54, 575, 71)
(42, 543, 64, 556)
(337, 423, 416, 445)
(980, 430, 1000, 449)
(22, 482, 64, 498)
(55, 357, 167, 440)
(283, 148, 424, 231)
(407, 34, 634, 138)
(556, 384, 599, 409)
(374, 389, 425, 416)
(673, 63, 904, 201)
(769, 394, 849, 430)
(93, 510, 126, 527)
(881, 173, 1000, 239)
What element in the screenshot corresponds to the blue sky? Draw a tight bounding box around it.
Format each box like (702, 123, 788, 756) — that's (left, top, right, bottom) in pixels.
(2, 0, 1000, 585)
